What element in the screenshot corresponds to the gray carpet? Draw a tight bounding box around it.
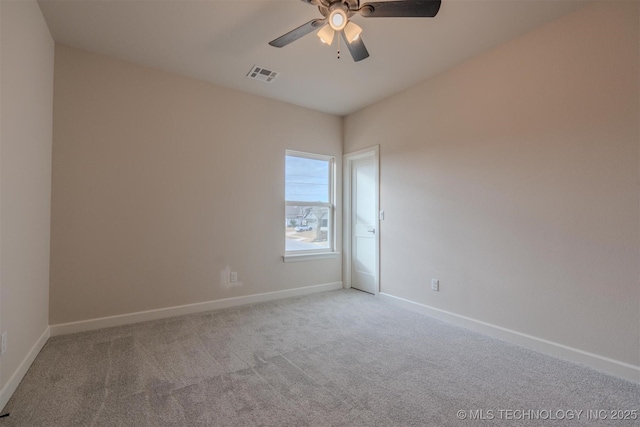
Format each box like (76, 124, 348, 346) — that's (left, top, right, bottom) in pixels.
(1, 289, 638, 426)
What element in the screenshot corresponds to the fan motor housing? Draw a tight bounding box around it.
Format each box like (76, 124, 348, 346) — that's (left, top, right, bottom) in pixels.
(320, 1, 357, 19)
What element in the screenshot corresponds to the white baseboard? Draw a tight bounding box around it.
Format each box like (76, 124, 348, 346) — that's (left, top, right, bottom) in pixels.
(50, 282, 343, 336)
(379, 292, 640, 384)
(0, 326, 50, 411)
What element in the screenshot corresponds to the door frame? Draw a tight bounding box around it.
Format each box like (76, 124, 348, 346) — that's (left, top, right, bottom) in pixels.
(343, 145, 380, 294)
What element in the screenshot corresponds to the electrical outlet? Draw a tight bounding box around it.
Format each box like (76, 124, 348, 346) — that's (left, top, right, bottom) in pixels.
(230, 272, 238, 283)
(431, 279, 439, 292)
(1, 332, 7, 355)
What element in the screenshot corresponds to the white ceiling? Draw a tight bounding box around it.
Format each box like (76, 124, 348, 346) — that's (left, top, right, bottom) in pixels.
(38, 0, 588, 116)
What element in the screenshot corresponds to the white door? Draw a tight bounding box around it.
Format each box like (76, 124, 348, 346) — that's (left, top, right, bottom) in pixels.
(350, 154, 377, 294)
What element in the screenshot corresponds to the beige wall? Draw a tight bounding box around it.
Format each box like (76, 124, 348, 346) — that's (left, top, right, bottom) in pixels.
(344, 1, 639, 366)
(50, 45, 342, 324)
(1, 0, 3, 387)
(0, 0, 54, 388)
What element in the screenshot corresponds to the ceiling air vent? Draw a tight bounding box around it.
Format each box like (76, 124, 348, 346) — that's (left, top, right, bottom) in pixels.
(246, 65, 279, 83)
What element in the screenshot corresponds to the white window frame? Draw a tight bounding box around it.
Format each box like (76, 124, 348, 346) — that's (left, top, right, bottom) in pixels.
(283, 150, 339, 262)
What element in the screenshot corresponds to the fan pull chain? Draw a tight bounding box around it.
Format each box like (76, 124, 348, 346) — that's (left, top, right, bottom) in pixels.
(337, 33, 341, 59)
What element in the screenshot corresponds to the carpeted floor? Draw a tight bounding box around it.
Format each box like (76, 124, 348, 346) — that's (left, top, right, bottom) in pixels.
(1, 289, 638, 426)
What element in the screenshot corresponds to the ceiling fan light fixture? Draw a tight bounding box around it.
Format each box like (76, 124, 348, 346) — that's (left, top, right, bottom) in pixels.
(328, 9, 347, 31)
(268, 0, 442, 62)
(317, 25, 335, 45)
(344, 21, 362, 43)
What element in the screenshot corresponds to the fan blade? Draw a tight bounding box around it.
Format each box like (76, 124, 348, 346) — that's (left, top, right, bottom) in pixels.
(359, 0, 441, 18)
(269, 19, 326, 48)
(340, 31, 370, 62)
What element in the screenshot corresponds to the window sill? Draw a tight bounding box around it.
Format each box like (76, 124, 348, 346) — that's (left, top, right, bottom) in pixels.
(283, 252, 341, 263)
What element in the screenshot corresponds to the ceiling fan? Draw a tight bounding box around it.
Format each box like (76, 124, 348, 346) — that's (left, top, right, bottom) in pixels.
(269, 0, 442, 62)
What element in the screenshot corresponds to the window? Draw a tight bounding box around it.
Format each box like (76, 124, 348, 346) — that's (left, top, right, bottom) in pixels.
(285, 151, 335, 257)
